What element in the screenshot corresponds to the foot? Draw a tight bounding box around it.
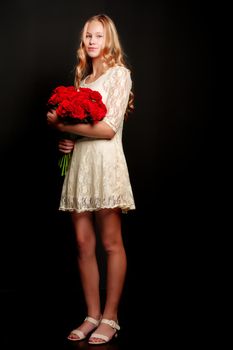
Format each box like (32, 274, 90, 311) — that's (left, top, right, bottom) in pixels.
(88, 319, 120, 344)
(67, 316, 101, 341)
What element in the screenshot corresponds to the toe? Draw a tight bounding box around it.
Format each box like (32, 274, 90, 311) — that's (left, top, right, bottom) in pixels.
(89, 338, 103, 344)
(68, 333, 80, 340)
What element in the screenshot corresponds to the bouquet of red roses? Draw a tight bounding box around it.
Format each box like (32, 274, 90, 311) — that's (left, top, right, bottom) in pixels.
(47, 85, 107, 175)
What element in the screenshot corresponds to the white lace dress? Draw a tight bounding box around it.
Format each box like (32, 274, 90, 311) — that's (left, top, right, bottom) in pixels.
(59, 65, 136, 213)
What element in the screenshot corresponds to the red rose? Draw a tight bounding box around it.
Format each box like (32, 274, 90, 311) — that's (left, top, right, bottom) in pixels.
(47, 85, 107, 175)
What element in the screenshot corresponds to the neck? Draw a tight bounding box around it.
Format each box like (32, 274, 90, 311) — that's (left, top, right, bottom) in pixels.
(91, 57, 108, 78)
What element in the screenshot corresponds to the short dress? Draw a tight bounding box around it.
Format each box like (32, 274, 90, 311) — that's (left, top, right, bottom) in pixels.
(59, 65, 136, 213)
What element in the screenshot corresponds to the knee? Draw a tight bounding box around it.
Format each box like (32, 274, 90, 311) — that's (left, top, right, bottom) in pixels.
(102, 235, 123, 254)
(76, 235, 95, 257)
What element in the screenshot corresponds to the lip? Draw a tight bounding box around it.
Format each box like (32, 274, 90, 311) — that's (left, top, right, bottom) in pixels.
(88, 47, 98, 50)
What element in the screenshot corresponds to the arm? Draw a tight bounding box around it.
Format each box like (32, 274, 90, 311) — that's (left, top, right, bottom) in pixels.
(60, 119, 115, 139)
(102, 66, 132, 132)
(47, 66, 132, 138)
(47, 110, 115, 139)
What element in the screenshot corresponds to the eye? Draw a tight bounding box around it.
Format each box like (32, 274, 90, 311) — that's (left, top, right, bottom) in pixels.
(97, 35, 103, 38)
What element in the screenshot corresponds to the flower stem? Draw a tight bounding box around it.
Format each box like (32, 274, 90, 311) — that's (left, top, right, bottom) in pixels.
(58, 152, 72, 176)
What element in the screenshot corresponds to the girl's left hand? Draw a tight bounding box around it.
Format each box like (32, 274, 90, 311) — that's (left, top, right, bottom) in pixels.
(47, 109, 58, 125)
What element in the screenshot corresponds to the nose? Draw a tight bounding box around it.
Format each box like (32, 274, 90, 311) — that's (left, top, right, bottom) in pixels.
(89, 36, 95, 45)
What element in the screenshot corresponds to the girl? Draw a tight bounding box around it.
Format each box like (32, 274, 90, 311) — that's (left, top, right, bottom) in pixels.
(47, 13, 135, 345)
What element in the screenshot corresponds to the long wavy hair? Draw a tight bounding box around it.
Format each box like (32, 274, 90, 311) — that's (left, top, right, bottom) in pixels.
(74, 14, 134, 119)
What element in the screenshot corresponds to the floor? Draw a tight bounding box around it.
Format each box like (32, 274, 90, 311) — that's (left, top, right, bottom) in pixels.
(1, 287, 152, 350)
(1, 266, 197, 350)
(1, 207, 204, 349)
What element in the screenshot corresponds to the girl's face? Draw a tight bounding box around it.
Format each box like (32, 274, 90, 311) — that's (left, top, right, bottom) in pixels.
(84, 20, 106, 59)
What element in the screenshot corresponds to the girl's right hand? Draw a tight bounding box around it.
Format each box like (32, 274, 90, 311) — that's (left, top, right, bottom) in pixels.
(58, 139, 75, 153)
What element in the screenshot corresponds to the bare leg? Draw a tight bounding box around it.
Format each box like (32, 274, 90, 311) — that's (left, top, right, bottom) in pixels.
(89, 208, 127, 343)
(68, 211, 101, 340)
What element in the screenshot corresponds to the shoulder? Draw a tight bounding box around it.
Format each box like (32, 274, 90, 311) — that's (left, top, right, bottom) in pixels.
(107, 65, 131, 78)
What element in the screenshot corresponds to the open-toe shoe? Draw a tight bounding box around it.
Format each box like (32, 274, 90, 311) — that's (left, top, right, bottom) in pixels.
(67, 316, 101, 341)
(88, 318, 120, 345)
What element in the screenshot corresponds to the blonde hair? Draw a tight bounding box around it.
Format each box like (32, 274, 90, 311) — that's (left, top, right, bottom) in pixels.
(74, 14, 134, 118)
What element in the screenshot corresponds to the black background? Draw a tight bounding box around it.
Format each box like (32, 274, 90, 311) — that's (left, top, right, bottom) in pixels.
(0, 0, 215, 348)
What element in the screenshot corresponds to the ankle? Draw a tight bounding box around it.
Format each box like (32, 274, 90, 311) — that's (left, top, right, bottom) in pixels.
(102, 314, 118, 322)
(87, 313, 102, 320)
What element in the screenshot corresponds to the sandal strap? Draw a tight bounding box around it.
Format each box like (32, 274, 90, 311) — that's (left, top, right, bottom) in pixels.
(84, 316, 101, 326)
(101, 318, 120, 330)
(69, 329, 85, 339)
(90, 332, 110, 342)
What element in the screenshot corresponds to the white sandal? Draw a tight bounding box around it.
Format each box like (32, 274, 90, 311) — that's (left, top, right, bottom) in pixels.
(67, 316, 101, 341)
(88, 318, 120, 345)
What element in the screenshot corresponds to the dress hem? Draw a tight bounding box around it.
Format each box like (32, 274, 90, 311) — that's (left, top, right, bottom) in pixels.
(59, 204, 136, 214)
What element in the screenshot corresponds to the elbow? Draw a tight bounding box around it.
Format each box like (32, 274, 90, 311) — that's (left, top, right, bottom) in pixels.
(106, 128, 116, 139)
(101, 121, 116, 139)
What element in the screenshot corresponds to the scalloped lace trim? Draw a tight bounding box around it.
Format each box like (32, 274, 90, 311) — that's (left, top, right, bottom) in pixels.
(59, 195, 135, 213)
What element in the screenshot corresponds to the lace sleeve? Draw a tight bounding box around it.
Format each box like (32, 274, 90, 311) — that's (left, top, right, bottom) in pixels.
(103, 66, 132, 133)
